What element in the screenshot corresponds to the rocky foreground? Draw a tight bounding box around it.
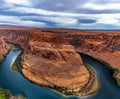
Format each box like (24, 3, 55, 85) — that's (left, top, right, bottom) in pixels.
(0, 26, 120, 96)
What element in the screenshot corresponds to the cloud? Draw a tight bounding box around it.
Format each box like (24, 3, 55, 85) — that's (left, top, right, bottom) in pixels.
(7, 6, 120, 19)
(21, 16, 77, 25)
(4, 0, 31, 6)
(40, 16, 78, 25)
(83, 3, 120, 10)
(1, 0, 120, 29)
(0, 15, 46, 27)
(6, 6, 105, 19)
(5, 6, 120, 28)
(97, 18, 119, 25)
(32, 0, 87, 12)
(7, 6, 82, 17)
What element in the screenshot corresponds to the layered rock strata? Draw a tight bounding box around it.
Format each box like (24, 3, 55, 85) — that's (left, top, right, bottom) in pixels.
(0, 35, 9, 61)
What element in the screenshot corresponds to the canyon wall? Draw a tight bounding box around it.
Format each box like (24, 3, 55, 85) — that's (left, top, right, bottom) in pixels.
(0, 35, 10, 61)
(37, 29, 120, 70)
(0, 27, 120, 95)
(65, 32, 120, 69)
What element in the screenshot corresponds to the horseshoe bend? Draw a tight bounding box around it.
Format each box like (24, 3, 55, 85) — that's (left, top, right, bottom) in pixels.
(0, 26, 120, 96)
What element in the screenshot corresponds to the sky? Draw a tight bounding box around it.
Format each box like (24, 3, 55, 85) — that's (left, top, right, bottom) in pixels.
(0, 0, 120, 29)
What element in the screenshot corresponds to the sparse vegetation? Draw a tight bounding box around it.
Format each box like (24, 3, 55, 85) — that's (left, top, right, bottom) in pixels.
(53, 86, 78, 96)
(113, 69, 120, 86)
(0, 57, 4, 63)
(0, 88, 27, 99)
(0, 94, 6, 99)
(0, 88, 11, 99)
(11, 60, 18, 72)
(11, 54, 22, 73)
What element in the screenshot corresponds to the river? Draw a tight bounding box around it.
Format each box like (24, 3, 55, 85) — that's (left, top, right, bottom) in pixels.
(0, 50, 120, 99)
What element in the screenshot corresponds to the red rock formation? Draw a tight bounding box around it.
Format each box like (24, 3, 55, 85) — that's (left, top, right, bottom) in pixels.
(22, 30, 89, 90)
(0, 35, 9, 61)
(65, 32, 120, 69)
(0, 27, 90, 95)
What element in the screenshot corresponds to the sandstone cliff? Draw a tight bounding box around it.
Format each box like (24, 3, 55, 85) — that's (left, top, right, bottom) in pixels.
(65, 32, 120, 69)
(0, 35, 9, 61)
(30, 29, 120, 85)
(23, 30, 90, 90)
(50, 30, 120, 85)
(32, 29, 120, 70)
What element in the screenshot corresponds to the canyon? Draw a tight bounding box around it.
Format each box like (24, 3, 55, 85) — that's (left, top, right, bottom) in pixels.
(0, 26, 120, 96)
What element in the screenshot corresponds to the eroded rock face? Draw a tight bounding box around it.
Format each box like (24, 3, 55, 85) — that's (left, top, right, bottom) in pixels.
(0, 35, 9, 61)
(33, 29, 120, 70)
(23, 42, 89, 89)
(22, 31, 89, 90)
(65, 32, 120, 69)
